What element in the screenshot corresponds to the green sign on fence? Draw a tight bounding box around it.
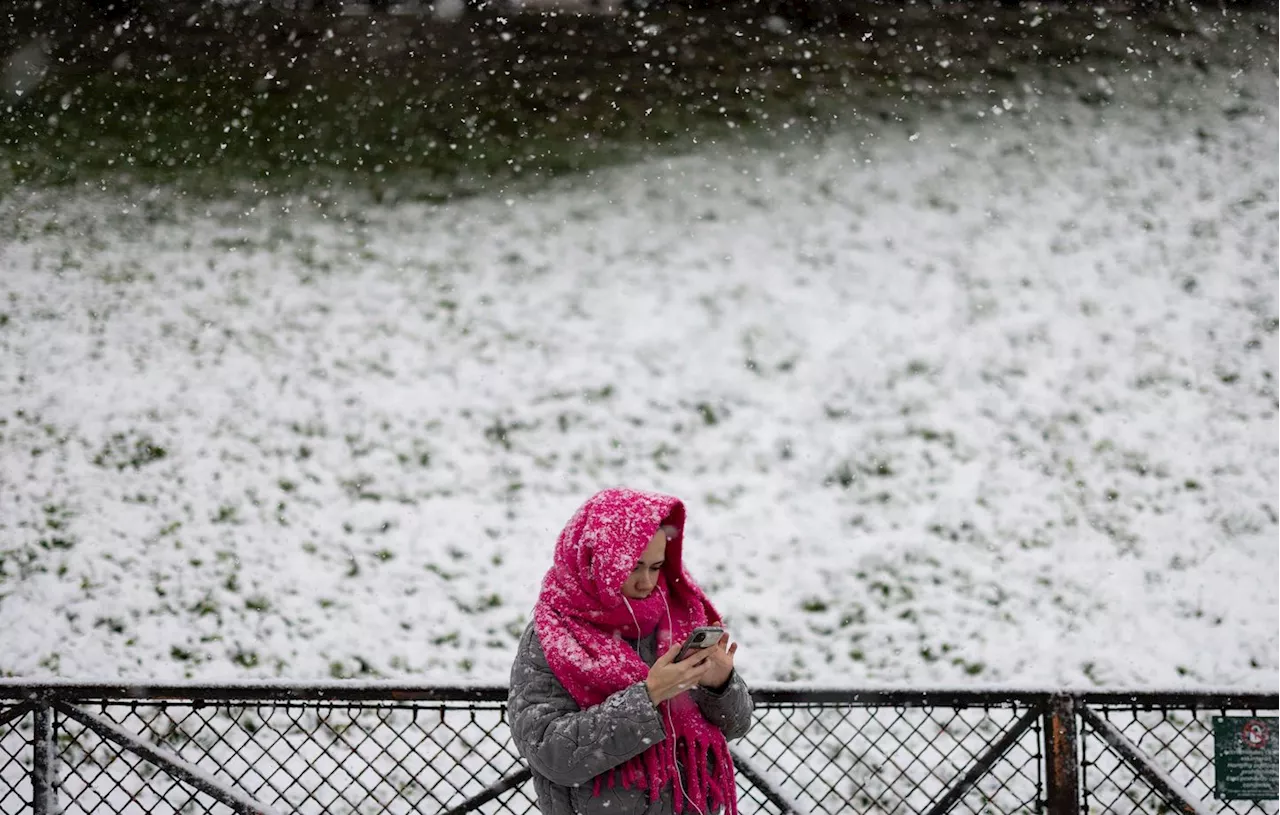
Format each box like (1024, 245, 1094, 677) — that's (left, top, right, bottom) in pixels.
(1214, 717, 1279, 800)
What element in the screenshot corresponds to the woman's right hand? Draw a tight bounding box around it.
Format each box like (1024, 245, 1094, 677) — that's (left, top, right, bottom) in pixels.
(644, 643, 715, 704)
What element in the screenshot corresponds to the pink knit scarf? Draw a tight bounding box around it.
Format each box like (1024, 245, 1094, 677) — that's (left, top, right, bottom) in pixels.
(534, 488, 737, 815)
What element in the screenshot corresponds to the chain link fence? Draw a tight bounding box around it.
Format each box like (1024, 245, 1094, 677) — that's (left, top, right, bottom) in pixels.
(1079, 700, 1276, 815)
(732, 697, 1044, 814)
(0, 684, 1275, 814)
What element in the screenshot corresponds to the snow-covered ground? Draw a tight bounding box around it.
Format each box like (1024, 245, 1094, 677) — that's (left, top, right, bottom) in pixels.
(1, 54, 1276, 690)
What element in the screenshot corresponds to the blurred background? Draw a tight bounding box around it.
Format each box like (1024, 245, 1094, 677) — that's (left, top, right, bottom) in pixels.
(0, 0, 1276, 687)
(3, 0, 1271, 199)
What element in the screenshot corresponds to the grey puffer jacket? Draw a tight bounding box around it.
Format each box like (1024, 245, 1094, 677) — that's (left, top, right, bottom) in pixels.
(508, 623, 754, 815)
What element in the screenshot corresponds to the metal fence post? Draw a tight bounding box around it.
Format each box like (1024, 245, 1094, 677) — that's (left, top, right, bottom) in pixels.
(1043, 693, 1079, 815)
(32, 702, 56, 815)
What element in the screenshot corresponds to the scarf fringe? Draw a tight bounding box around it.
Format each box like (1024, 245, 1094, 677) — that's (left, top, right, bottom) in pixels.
(589, 723, 737, 815)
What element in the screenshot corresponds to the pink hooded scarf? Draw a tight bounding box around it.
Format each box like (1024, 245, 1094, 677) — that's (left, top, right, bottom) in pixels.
(534, 488, 737, 815)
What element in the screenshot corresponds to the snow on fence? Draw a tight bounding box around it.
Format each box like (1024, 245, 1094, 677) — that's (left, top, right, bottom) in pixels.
(0, 683, 1275, 814)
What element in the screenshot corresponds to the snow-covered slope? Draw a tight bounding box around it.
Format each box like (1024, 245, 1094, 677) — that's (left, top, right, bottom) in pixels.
(1, 54, 1275, 689)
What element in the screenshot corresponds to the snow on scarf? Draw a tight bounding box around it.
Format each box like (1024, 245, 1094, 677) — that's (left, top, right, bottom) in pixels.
(534, 487, 737, 815)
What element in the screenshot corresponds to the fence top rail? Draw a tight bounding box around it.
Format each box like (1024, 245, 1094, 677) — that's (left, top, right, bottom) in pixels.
(0, 680, 1275, 710)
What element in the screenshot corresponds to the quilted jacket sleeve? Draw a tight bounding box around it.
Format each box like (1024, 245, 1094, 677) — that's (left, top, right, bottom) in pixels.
(508, 624, 668, 788)
(690, 670, 754, 741)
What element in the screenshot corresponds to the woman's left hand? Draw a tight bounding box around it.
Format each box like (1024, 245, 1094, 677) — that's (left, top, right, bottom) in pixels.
(698, 627, 738, 690)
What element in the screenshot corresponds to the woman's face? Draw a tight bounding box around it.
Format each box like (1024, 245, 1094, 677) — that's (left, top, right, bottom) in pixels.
(622, 528, 667, 599)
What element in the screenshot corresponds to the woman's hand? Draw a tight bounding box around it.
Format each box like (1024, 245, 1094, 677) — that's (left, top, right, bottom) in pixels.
(698, 628, 737, 690)
(645, 644, 716, 704)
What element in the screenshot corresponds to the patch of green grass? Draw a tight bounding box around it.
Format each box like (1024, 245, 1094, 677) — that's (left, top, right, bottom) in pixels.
(825, 461, 855, 489)
(328, 656, 380, 679)
(484, 417, 536, 450)
(92, 432, 167, 470)
(339, 476, 382, 502)
(804, 598, 835, 616)
(652, 442, 677, 472)
(94, 616, 126, 635)
(425, 563, 457, 581)
(0, 503, 78, 581)
(189, 594, 219, 616)
(909, 427, 956, 448)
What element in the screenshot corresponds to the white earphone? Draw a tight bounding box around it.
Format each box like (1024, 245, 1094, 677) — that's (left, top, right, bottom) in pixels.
(624, 592, 708, 815)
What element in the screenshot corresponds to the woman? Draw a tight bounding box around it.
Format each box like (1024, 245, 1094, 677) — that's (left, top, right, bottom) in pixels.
(508, 487, 754, 815)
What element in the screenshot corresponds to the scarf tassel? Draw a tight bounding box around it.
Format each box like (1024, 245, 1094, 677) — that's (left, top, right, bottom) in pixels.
(675, 734, 738, 815)
(591, 732, 738, 815)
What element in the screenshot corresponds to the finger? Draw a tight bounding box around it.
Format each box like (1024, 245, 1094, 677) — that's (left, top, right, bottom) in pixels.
(727, 642, 738, 657)
(656, 644, 680, 666)
(677, 666, 708, 688)
(683, 652, 715, 673)
(674, 650, 701, 667)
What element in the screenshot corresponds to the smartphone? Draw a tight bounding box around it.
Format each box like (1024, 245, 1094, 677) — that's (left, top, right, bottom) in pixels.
(674, 626, 724, 663)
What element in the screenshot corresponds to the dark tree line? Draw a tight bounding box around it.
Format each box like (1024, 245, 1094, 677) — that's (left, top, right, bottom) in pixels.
(8, 0, 1264, 30)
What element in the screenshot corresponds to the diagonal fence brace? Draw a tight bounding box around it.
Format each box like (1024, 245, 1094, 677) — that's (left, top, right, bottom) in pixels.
(731, 747, 806, 815)
(923, 706, 1042, 815)
(54, 701, 283, 815)
(1079, 705, 1213, 815)
(0, 702, 34, 730)
(441, 767, 533, 815)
